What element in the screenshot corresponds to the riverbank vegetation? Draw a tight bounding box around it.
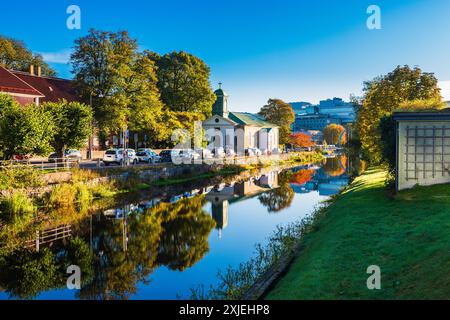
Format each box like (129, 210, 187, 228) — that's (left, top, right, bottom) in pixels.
(266, 168, 450, 300)
(0, 152, 324, 254)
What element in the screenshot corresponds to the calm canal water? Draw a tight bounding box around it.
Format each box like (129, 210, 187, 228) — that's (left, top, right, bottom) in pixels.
(0, 156, 350, 300)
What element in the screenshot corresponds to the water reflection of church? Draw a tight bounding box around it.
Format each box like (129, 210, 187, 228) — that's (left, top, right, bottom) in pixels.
(206, 171, 279, 237)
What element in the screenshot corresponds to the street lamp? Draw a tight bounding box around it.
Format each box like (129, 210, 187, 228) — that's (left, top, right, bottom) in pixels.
(88, 91, 104, 160)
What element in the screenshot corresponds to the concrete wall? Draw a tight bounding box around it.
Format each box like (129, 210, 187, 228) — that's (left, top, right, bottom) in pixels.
(397, 121, 450, 190)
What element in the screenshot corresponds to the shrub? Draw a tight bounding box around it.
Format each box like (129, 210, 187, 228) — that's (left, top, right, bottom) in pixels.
(0, 165, 43, 190)
(47, 183, 77, 208)
(0, 191, 36, 228)
(75, 183, 93, 204)
(90, 182, 117, 198)
(71, 168, 100, 183)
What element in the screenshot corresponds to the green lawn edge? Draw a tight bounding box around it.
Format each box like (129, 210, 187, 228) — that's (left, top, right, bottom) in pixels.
(265, 168, 450, 300)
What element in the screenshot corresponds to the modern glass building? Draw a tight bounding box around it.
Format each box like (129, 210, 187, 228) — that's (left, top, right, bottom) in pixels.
(291, 97, 356, 132)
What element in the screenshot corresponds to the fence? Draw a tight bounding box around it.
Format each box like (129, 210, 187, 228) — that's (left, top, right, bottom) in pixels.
(24, 225, 72, 252)
(0, 158, 83, 172)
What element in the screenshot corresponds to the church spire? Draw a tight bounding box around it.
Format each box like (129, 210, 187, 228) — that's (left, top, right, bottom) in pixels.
(212, 83, 229, 118)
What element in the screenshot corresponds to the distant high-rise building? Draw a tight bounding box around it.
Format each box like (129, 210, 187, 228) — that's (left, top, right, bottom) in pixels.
(291, 97, 356, 132)
(289, 102, 315, 115)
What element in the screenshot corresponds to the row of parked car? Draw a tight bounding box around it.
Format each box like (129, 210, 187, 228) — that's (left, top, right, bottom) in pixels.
(12, 147, 272, 166)
(103, 148, 161, 166)
(101, 147, 270, 166)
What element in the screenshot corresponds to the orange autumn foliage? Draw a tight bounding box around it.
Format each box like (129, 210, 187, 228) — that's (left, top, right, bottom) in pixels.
(290, 169, 314, 185)
(289, 133, 315, 148)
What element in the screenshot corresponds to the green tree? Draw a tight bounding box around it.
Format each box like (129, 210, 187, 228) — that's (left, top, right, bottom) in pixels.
(147, 51, 215, 115)
(71, 29, 163, 138)
(0, 95, 54, 159)
(259, 99, 295, 145)
(43, 100, 94, 157)
(323, 124, 347, 145)
(0, 36, 56, 76)
(357, 65, 442, 163)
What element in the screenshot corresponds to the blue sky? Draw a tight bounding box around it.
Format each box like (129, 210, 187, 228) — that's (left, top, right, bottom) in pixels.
(1, 0, 449, 112)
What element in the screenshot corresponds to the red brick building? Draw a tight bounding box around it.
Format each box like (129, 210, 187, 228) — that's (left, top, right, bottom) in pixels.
(0, 65, 77, 105)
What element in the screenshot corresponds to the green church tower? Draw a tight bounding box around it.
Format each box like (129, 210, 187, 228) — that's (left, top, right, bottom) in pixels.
(212, 83, 229, 118)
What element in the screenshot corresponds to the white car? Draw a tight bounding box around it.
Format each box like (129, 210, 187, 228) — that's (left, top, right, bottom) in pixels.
(48, 149, 82, 163)
(225, 147, 236, 157)
(246, 148, 262, 157)
(213, 147, 226, 158)
(136, 150, 161, 164)
(103, 148, 138, 166)
(171, 149, 200, 164)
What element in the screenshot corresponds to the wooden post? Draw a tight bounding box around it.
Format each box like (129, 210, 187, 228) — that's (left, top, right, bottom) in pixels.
(35, 230, 40, 252)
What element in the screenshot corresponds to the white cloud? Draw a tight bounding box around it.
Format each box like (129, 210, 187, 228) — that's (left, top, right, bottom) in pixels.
(39, 49, 72, 64)
(439, 81, 450, 101)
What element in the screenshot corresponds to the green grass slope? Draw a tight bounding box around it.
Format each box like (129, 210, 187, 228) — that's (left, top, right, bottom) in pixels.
(266, 168, 450, 300)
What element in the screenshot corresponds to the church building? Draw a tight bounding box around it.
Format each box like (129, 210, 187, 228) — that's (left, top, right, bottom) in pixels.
(202, 85, 280, 155)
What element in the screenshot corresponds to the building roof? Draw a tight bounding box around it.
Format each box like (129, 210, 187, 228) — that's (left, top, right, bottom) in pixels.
(393, 108, 450, 121)
(229, 112, 278, 128)
(214, 88, 227, 96)
(0, 66, 44, 97)
(11, 70, 77, 103)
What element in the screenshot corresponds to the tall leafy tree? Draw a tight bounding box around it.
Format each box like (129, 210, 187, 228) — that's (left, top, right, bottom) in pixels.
(43, 100, 94, 157)
(323, 124, 347, 145)
(0, 36, 56, 76)
(259, 99, 295, 145)
(147, 51, 215, 115)
(0, 95, 54, 159)
(289, 133, 314, 148)
(357, 65, 442, 163)
(71, 29, 163, 137)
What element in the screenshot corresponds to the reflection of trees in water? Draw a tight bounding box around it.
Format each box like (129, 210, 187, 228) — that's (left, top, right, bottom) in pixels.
(155, 198, 216, 271)
(0, 195, 215, 300)
(0, 237, 93, 299)
(79, 213, 163, 300)
(258, 172, 295, 213)
(323, 155, 347, 177)
(79, 195, 215, 300)
(290, 169, 314, 185)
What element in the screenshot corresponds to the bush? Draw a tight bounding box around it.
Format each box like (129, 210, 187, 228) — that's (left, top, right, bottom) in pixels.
(0, 191, 36, 228)
(379, 115, 396, 183)
(75, 183, 93, 204)
(71, 168, 100, 183)
(90, 182, 118, 198)
(0, 165, 43, 190)
(47, 183, 77, 208)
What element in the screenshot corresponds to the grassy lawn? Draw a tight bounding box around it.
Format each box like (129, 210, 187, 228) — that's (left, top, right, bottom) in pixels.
(266, 168, 450, 300)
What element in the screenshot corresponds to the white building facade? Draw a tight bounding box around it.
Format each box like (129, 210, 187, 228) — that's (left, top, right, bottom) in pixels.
(202, 86, 280, 155)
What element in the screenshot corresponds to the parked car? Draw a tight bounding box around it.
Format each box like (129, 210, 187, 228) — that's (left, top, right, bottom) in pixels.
(159, 150, 174, 163)
(136, 149, 161, 164)
(103, 148, 138, 166)
(245, 148, 262, 157)
(212, 147, 226, 158)
(12, 154, 30, 161)
(49, 149, 82, 163)
(181, 149, 201, 162)
(195, 148, 213, 159)
(225, 147, 236, 157)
